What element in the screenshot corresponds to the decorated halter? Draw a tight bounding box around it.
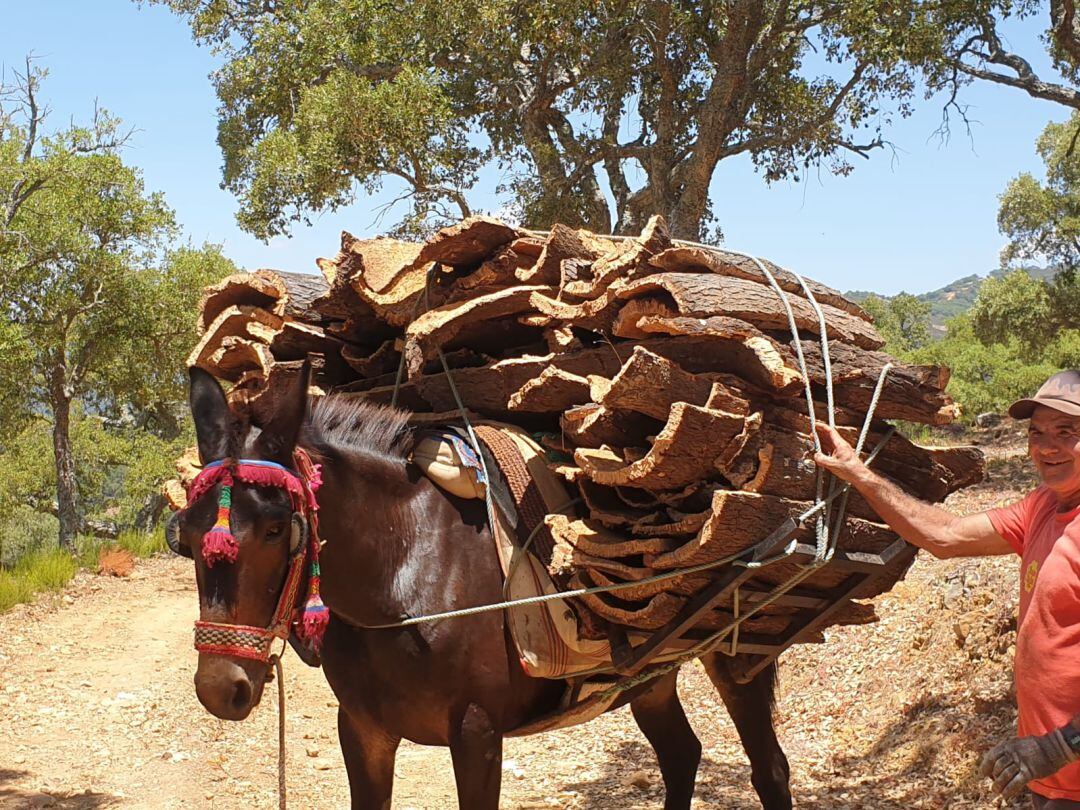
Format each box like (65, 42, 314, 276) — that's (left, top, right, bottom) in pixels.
(184, 448, 329, 663)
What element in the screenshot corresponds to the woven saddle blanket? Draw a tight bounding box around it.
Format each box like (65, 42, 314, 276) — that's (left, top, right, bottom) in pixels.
(411, 421, 704, 735)
(411, 422, 611, 680)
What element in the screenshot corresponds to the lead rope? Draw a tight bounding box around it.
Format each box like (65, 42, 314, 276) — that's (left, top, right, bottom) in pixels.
(270, 651, 287, 810)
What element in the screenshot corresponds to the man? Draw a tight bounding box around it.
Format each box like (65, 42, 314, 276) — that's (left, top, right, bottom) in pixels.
(814, 370, 1080, 808)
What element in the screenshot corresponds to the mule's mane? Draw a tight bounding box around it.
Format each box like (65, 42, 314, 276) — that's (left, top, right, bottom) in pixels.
(306, 396, 413, 460)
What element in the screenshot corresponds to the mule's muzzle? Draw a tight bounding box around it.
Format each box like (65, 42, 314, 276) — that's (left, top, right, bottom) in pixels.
(194, 656, 267, 721)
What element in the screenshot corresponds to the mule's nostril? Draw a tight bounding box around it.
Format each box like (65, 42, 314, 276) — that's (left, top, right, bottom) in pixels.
(231, 678, 252, 711)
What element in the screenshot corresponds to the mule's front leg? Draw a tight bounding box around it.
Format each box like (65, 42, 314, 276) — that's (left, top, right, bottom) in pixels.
(337, 706, 401, 810)
(449, 702, 503, 810)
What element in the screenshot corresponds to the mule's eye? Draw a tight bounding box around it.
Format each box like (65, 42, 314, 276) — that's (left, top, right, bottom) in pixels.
(265, 523, 288, 542)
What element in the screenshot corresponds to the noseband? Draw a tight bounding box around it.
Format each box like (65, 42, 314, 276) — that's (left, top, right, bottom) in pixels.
(181, 449, 329, 664)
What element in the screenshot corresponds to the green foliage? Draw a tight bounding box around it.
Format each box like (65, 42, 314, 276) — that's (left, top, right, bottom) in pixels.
(155, 0, 976, 239)
(117, 525, 167, 558)
(860, 292, 931, 354)
(999, 113, 1080, 273)
(970, 270, 1056, 359)
(0, 571, 32, 613)
(0, 528, 165, 614)
(0, 506, 58, 568)
(911, 314, 1063, 419)
(0, 65, 236, 548)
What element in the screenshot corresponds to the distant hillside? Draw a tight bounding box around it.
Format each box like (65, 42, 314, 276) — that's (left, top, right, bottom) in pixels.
(847, 265, 1059, 337)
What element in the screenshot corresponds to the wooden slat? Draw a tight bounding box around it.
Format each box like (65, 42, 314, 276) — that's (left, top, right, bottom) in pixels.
(608, 518, 801, 676)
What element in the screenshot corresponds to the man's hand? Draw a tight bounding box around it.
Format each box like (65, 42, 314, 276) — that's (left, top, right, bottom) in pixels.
(979, 729, 1078, 800)
(812, 424, 869, 486)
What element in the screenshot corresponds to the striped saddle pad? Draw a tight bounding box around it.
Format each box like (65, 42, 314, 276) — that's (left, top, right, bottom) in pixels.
(411, 422, 611, 679)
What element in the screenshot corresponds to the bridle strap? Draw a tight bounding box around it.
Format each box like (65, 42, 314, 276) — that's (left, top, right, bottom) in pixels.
(194, 545, 308, 663)
(190, 449, 322, 665)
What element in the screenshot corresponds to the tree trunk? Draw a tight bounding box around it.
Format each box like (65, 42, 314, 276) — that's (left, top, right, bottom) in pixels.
(50, 367, 79, 550)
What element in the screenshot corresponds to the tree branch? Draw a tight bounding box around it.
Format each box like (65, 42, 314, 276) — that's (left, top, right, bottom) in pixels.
(950, 18, 1080, 108)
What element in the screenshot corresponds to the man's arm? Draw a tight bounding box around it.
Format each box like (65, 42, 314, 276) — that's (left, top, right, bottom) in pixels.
(813, 424, 1013, 559)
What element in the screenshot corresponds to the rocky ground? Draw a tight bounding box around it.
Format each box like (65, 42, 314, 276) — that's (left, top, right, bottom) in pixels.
(0, 423, 1034, 809)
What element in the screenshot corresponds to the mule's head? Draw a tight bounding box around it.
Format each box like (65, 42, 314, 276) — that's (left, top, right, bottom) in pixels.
(168, 363, 311, 721)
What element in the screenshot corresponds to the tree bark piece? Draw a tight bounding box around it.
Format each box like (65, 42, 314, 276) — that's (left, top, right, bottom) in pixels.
(507, 367, 591, 413)
(516, 223, 612, 285)
(796, 339, 959, 425)
(564, 215, 671, 299)
(573, 403, 747, 490)
(591, 346, 750, 420)
(187, 305, 283, 377)
(649, 245, 869, 320)
(411, 216, 520, 269)
(403, 285, 555, 375)
(614, 273, 884, 350)
(628, 314, 802, 391)
(649, 490, 899, 571)
(198, 273, 283, 333)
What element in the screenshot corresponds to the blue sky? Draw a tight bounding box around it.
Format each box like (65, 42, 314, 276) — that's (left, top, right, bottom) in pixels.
(2, 1, 1072, 295)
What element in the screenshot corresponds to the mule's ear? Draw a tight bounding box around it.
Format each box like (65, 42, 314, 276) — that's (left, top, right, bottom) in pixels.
(254, 357, 311, 466)
(189, 366, 231, 464)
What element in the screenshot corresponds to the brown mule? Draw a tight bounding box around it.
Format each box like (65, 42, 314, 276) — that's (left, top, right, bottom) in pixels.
(172, 363, 792, 810)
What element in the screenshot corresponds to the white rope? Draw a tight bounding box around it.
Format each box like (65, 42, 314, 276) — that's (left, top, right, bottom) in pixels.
(380, 230, 898, 676)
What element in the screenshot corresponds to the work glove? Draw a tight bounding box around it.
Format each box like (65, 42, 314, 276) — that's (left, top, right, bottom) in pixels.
(979, 728, 1078, 800)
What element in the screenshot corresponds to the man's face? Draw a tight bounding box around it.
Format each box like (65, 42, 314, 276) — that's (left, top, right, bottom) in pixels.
(1028, 405, 1080, 506)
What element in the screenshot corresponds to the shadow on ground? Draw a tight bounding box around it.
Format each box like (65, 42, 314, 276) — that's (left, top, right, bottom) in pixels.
(511, 687, 1025, 809)
(0, 768, 119, 809)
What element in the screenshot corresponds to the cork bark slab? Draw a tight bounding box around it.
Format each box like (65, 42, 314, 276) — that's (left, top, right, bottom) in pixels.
(563, 215, 671, 299)
(650, 490, 899, 571)
(546, 514, 681, 562)
(341, 339, 400, 378)
(574, 403, 747, 490)
(629, 314, 802, 391)
(410, 216, 521, 270)
(583, 567, 713, 602)
(613, 273, 884, 350)
(732, 419, 985, 519)
(257, 270, 332, 321)
(334, 232, 424, 293)
(591, 346, 750, 421)
(507, 367, 591, 413)
(442, 246, 535, 305)
(403, 285, 555, 375)
(649, 245, 869, 320)
(572, 571, 794, 635)
(796, 340, 958, 425)
(187, 305, 284, 373)
(560, 405, 662, 450)
(516, 223, 613, 285)
(207, 338, 275, 383)
(198, 273, 283, 333)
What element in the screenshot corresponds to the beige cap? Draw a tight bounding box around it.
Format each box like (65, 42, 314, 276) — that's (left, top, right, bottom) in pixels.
(1008, 370, 1080, 419)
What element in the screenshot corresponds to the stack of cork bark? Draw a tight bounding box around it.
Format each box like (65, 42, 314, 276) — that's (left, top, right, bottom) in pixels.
(175, 215, 983, 650)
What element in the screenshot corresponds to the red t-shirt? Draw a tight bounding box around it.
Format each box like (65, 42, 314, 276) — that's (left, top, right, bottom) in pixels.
(989, 487, 1080, 801)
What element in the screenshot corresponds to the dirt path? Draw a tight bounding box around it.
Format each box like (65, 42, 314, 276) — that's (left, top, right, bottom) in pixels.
(0, 436, 1034, 809)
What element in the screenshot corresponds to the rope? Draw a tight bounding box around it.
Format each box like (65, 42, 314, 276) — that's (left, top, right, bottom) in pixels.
(270, 652, 287, 810)
(379, 231, 898, 681)
(349, 427, 895, 631)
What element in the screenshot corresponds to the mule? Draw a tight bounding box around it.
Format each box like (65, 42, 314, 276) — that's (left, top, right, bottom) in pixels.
(171, 363, 792, 809)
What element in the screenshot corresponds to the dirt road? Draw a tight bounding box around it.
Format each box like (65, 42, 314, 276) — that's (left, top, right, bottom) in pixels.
(0, 441, 1033, 808)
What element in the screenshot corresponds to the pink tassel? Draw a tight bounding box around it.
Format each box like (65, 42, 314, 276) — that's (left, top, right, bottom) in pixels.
(299, 595, 330, 649)
(297, 557, 329, 650)
(202, 528, 239, 567)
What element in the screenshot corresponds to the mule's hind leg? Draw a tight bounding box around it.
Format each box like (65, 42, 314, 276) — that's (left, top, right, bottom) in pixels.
(702, 654, 791, 810)
(630, 671, 702, 810)
(337, 706, 400, 810)
(449, 702, 503, 810)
